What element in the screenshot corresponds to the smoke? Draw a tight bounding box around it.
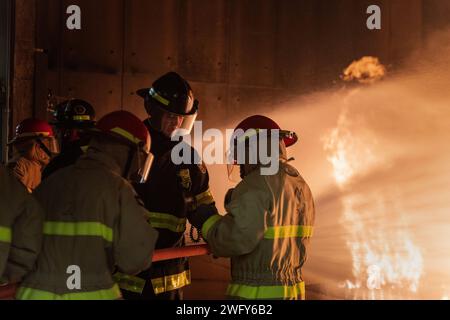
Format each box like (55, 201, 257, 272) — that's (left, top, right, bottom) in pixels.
(204, 28, 450, 299)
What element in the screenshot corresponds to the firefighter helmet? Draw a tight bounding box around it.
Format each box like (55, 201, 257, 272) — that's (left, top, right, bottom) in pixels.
(51, 99, 96, 129)
(137, 72, 198, 136)
(95, 111, 153, 183)
(227, 115, 298, 180)
(8, 118, 59, 155)
(233, 115, 298, 148)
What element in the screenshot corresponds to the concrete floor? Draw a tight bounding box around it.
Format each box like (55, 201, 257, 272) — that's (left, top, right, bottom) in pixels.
(184, 255, 335, 300)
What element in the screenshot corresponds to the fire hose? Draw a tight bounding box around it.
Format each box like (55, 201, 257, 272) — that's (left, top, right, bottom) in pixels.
(0, 244, 210, 300)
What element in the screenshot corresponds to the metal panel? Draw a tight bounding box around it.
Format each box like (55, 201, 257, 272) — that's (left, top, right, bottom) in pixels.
(61, 0, 124, 74)
(122, 73, 158, 120)
(189, 81, 229, 128)
(0, 0, 13, 162)
(423, 0, 450, 37)
(389, 0, 423, 64)
(275, 0, 318, 92)
(311, 0, 358, 87)
(228, 0, 277, 87)
(351, 0, 391, 63)
(124, 0, 179, 75)
(61, 71, 122, 118)
(177, 0, 229, 83)
(226, 85, 283, 124)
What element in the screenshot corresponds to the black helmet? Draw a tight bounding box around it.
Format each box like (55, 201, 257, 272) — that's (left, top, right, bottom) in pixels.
(137, 72, 198, 136)
(51, 99, 96, 129)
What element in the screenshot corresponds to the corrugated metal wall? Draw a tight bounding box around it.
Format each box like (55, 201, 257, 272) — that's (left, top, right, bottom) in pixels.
(33, 0, 429, 128)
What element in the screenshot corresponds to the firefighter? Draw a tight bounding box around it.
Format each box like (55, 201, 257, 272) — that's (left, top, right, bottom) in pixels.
(189, 115, 316, 300)
(115, 72, 217, 300)
(16, 110, 158, 300)
(7, 119, 59, 193)
(0, 165, 43, 286)
(42, 99, 96, 179)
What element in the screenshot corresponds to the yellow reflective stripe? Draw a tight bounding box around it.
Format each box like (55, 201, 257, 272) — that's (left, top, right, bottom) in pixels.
(264, 225, 313, 239)
(16, 284, 121, 300)
(144, 212, 186, 233)
(73, 115, 91, 121)
(151, 270, 191, 295)
(80, 145, 89, 153)
(145, 212, 186, 225)
(43, 222, 113, 242)
(195, 189, 215, 206)
(0, 226, 12, 243)
(236, 129, 260, 144)
(201, 214, 222, 240)
(113, 272, 146, 294)
(150, 221, 186, 233)
(227, 282, 306, 300)
(110, 127, 142, 144)
(149, 88, 170, 106)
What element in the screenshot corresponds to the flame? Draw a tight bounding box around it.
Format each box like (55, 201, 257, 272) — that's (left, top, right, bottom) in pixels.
(342, 56, 386, 84)
(322, 106, 381, 187)
(340, 193, 423, 299)
(323, 58, 424, 299)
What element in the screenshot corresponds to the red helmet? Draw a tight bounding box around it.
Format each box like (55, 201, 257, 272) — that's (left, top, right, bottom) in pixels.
(95, 111, 153, 183)
(9, 118, 55, 145)
(96, 111, 150, 152)
(233, 115, 298, 147)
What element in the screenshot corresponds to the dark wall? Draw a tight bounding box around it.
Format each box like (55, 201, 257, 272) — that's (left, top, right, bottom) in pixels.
(28, 0, 446, 128)
(0, 0, 14, 162)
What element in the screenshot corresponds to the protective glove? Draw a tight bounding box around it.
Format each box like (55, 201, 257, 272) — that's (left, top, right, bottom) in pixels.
(188, 204, 219, 231)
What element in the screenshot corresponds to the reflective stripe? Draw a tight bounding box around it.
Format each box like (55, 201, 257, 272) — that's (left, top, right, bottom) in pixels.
(195, 189, 215, 206)
(151, 270, 191, 295)
(149, 88, 170, 106)
(201, 214, 222, 239)
(43, 222, 113, 242)
(110, 127, 142, 145)
(227, 282, 306, 300)
(113, 272, 146, 294)
(16, 284, 121, 300)
(144, 211, 186, 233)
(264, 225, 313, 239)
(0, 226, 12, 243)
(73, 115, 91, 121)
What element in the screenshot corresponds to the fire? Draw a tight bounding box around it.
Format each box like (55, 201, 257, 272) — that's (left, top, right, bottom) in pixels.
(342, 56, 386, 84)
(322, 106, 380, 187)
(322, 57, 424, 299)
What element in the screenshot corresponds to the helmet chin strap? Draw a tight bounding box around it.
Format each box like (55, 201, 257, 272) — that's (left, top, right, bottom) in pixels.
(35, 138, 52, 158)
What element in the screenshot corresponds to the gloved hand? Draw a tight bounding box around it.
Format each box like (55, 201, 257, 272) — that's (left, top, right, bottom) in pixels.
(188, 204, 219, 231)
(224, 188, 234, 207)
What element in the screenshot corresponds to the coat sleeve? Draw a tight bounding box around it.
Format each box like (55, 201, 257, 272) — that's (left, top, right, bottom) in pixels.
(113, 183, 159, 275)
(201, 182, 270, 257)
(4, 183, 44, 283)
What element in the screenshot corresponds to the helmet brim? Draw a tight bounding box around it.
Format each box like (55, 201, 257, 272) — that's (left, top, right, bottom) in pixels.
(136, 88, 150, 98)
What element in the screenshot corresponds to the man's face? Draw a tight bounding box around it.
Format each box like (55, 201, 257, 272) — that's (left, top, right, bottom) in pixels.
(160, 112, 183, 137)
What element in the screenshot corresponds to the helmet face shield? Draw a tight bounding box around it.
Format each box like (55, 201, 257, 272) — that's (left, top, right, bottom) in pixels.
(28, 136, 60, 158)
(137, 151, 154, 184)
(40, 136, 60, 155)
(148, 102, 198, 137)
